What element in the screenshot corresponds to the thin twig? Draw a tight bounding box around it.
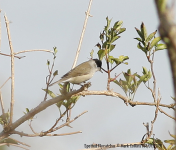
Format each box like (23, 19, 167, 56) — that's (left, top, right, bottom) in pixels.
(150, 51, 157, 102)
(4, 15, 14, 125)
(69, 0, 93, 126)
(72, 0, 93, 68)
(0, 91, 5, 114)
(158, 107, 176, 120)
(53, 110, 88, 132)
(11, 111, 87, 137)
(14, 49, 54, 55)
(43, 57, 56, 101)
(28, 120, 36, 134)
(43, 109, 68, 134)
(12, 130, 81, 137)
(0, 77, 11, 89)
(0, 52, 25, 59)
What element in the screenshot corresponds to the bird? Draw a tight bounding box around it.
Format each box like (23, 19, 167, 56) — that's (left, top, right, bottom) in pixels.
(49, 59, 102, 86)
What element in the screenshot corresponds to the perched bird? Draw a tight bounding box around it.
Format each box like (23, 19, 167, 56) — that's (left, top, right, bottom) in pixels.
(49, 59, 102, 86)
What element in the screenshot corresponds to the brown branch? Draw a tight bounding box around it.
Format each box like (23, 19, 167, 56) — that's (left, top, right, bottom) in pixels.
(75, 90, 174, 109)
(0, 52, 25, 59)
(0, 77, 11, 89)
(28, 120, 37, 134)
(43, 109, 68, 134)
(149, 51, 157, 102)
(72, 0, 93, 68)
(11, 111, 87, 137)
(0, 91, 5, 115)
(43, 57, 56, 101)
(158, 107, 176, 120)
(4, 15, 14, 125)
(14, 49, 54, 55)
(12, 130, 82, 137)
(52, 110, 88, 132)
(0, 84, 89, 140)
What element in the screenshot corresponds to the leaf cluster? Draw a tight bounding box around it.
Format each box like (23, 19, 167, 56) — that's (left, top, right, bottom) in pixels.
(114, 67, 151, 100)
(134, 22, 167, 55)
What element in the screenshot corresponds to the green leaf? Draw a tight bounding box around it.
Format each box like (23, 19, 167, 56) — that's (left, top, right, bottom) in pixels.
(134, 37, 142, 42)
(137, 42, 146, 53)
(148, 70, 152, 79)
(118, 28, 126, 35)
(99, 32, 104, 42)
(95, 43, 101, 49)
(135, 27, 143, 39)
(141, 22, 148, 40)
(47, 60, 50, 66)
(169, 132, 176, 139)
(146, 30, 157, 42)
(164, 140, 175, 144)
(90, 49, 94, 58)
(53, 70, 58, 76)
(53, 47, 58, 55)
(26, 108, 30, 113)
(118, 55, 129, 62)
(0, 112, 10, 125)
(70, 95, 81, 104)
(43, 89, 56, 98)
(104, 17, 111, 31)
(171, 96, 176, 101)
(111, 35, 120, 43)
(113, 20, 123, 31)
(142, 67, 148, 74)
(108, 56, 114, 64)
(150, 37, 161, 49)
(111, 58, 120, 65)
(97, 49, 105, 60)
(109, 44, 116, 51)
(156, 43, 167, 51)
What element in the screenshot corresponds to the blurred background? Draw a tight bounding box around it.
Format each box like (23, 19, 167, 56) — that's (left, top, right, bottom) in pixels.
(0, 0, 175, 150)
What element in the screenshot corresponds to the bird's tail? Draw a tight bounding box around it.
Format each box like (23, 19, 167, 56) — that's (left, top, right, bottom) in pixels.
(48, 80, 62, 87)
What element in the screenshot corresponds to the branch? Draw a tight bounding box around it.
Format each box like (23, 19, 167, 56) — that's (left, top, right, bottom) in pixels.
(14, 49, 54, 55)
(4, 14, 15, 125)
(0, 52, 25, 59)
(0, 83, 89, 140)
(0, 77, 11, 89)
(158, 107, 176, 120)
(11, 111, 87, 137)
(0, 91, 5, 114)
(72, 0, 93, 68)
(75, 90, 175, 109)
(12, 130, 82, 137)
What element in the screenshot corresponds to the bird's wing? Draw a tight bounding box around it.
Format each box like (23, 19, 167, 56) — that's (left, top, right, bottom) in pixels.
(61, 61, 92, 79)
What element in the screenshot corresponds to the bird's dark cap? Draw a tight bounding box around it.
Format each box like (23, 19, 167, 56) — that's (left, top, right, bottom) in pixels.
(93, 59, 102, 68)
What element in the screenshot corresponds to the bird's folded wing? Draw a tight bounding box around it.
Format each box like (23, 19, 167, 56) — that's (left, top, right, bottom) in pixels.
(61, 62, 91, 79)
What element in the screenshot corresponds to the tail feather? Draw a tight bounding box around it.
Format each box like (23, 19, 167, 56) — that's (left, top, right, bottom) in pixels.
(49, 80, 62, 87)
(49, 78, 70, 87)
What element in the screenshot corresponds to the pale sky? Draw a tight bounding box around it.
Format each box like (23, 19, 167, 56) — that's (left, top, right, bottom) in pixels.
(0, 0, 175, 150)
